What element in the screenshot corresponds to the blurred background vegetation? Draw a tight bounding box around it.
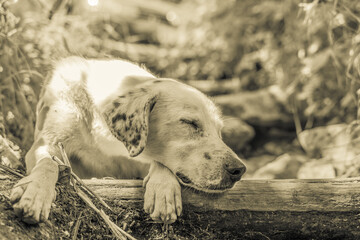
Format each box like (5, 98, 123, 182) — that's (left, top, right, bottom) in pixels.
(1, 0, 360, 179)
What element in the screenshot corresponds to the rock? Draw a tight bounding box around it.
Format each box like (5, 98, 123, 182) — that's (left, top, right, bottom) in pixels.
(251, 153, 308, 179)
(297, 160, 336, 179)
(242, 155, 275, 178)
(297, 123, 360, 176)
(264, 142, 287, 156)
(221, 117, 255, 152)
(214, 86, 292, 127)
(0, 136, 24, 171)
(298, 124, 348, 159)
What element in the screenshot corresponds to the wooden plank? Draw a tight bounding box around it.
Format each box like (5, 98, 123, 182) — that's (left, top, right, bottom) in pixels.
(84, 177, 360, 212)
(2, 174, 360, 239)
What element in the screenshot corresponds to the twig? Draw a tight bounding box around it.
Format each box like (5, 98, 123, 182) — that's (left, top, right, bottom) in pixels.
(291, 96, 302, 135)
(0, 163, 24, 178)
(57, 143, 76, 187)
(340, 4, 360, 23)
(48, 0, 63, 19)
(53, 143, 136, 240)
(72, 212, 82, 240)
(58, 143, 71, 167)
(357, 89, 360, 121)
(52, 156, 112, 211)
(77, 190, 137, 240)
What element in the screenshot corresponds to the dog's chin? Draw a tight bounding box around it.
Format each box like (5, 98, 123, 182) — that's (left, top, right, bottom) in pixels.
(175, 172, 233, 194)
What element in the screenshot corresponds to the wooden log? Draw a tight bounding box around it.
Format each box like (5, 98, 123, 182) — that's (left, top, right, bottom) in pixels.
(86, 178, 360, 240)
(84, 178, 360, 212)
(2, 173, 360, 239)
(187, 78, 242, 96)
(213, 86, 293, 127)
(83, 178, 360, 239)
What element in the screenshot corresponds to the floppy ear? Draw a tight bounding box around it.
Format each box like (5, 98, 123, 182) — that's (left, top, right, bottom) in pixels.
(103, 87, 157, 157)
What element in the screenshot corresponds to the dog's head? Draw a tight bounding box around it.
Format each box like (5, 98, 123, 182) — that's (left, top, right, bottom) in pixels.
(104, 78, 246, 193)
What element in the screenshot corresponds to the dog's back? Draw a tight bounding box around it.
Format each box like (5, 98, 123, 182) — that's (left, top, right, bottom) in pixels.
(33, 57, 152, 178)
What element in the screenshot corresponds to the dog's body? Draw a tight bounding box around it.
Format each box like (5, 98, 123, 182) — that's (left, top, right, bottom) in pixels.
(10, 57, 246, 224)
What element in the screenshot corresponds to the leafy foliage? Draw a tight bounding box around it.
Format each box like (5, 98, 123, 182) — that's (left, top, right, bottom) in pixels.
(0, 0, 37, 151)
(167, 0, 360, 125)
(1, 0, 360, 150)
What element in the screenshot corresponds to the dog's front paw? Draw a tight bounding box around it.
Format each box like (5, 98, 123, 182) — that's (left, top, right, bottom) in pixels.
(143, 163, 182, 224)
(10, 175, 56, 224)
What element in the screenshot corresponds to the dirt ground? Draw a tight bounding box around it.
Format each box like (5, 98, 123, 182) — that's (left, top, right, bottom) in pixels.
(1, 172, 360, 240)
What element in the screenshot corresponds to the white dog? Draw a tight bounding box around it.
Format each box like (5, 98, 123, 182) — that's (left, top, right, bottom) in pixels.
(10, 57, 246, 224)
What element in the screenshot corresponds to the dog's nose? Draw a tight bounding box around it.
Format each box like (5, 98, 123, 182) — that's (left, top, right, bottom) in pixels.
(224, 159, 246, 181)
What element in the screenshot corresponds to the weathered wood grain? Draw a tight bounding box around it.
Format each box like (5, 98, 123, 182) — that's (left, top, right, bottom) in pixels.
(2, 174, 360, 239)
(84, 177, 360, 212)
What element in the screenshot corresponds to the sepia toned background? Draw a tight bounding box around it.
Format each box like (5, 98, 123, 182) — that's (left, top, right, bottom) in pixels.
(1, 1, 360, 239)
(1, 0, 360, 180)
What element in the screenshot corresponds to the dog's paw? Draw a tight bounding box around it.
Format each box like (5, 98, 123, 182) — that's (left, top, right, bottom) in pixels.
(143, 164, 182, 224)
(10, 176, 56, 224)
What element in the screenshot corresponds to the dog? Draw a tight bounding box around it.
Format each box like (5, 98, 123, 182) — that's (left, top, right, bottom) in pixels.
(10, 57, 246, 224)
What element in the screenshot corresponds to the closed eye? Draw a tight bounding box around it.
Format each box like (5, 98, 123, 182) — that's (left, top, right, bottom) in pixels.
(180, 118, 201, 130)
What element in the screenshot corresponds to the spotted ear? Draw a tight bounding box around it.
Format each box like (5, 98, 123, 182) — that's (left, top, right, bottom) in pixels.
(103, 88, 157, 157)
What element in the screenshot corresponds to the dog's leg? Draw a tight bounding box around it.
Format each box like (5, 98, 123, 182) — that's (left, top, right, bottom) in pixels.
(10, 135, 59, 224)
(143, 161, 182, 223)
(102, 82, 183, 223)
(9, 92, 74, 224)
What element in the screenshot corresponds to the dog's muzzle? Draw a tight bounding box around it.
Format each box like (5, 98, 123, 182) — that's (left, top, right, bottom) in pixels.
(223, 158, 246, 182)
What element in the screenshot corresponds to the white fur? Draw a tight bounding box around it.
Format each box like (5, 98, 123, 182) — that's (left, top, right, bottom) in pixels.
(86, 59, 154, 106)
(91, 113, 128, 157)
(11, 57, 245, 226)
